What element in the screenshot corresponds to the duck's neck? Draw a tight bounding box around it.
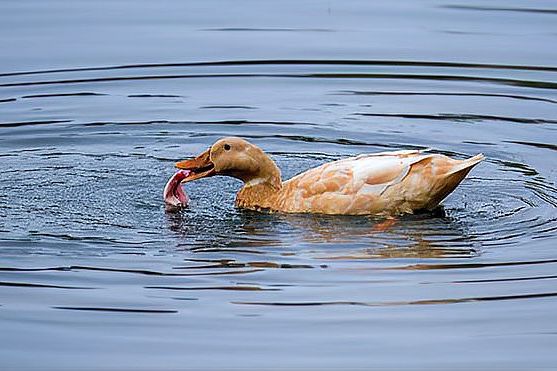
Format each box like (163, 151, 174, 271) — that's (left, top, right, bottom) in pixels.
(235, 156, 282, 210)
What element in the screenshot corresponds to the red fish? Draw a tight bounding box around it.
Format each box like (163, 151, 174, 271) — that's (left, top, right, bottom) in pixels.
(163, 170, 190, 209)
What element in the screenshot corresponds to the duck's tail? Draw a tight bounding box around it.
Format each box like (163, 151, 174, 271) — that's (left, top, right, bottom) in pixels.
(424, 153, 485, 210)
(446, 153, 485, 176)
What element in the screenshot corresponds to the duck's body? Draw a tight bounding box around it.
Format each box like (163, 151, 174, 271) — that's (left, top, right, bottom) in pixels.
(174, 137, 484, 216)
(235, 149, 484, 215)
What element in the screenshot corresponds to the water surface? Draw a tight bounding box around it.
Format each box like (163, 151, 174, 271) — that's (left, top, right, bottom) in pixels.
(1, 1, 557, 369)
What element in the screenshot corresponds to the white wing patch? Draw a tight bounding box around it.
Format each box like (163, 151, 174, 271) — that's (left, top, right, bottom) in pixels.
(350, 153, 433, 196)
(287, 150, 433, 202)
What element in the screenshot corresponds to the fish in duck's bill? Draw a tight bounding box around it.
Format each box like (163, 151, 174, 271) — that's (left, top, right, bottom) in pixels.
(172, 137, 485, 216)
(163, 169, 191, 210)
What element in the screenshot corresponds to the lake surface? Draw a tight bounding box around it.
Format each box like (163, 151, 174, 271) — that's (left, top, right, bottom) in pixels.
(1, 1, 556, 369)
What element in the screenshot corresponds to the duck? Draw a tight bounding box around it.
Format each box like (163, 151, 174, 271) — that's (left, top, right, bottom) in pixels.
(169, 137, 484, 216)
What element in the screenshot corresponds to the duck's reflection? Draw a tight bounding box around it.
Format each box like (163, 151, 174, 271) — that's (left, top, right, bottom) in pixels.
(165, 205, 476, 259)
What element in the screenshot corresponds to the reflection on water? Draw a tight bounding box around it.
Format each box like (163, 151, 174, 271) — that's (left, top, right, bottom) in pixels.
(1, 0, 557, 369)
(165, 204, 480, 260)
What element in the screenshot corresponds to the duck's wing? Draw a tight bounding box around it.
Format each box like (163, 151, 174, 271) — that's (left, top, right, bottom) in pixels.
(279, 151, 484, 214)
(279, 151, 429, 214)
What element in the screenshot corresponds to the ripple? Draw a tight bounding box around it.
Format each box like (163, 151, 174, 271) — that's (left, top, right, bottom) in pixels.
(0, 265, 263, 277)
(200, 105, 257, 110)
(336, 90, 557, 104)
(0, 119, 72, 128)
(452, 275, 557, 284)
(52, 306, 178, 313)
(506, 140, 557, 152)
(2, 71, 557, 91)
(21, 92, 107, 99)
(442, 5, 557, 15)
(202, 28, 335, 32)
(171, 260, 314, 269)
(2, 59, 557, 78)
(82, 119, 311, 127)
(127, 94, 183, 98)
(0, 281, 96, 289)
(383, 259, 557, 271)
(233, 292, 557, 307)
(145, 285, 280, 291)
(356, 113, 557, 125)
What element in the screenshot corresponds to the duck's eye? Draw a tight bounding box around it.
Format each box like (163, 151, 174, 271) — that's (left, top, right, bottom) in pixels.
(224, 144, 231, 151)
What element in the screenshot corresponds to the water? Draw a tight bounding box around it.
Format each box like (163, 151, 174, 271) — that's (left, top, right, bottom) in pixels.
(1, 1, 556, 368)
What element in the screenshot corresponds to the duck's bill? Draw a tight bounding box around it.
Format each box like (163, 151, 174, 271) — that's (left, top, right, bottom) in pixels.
(163, 170, 191, 208)
(175, 149, 216, 183)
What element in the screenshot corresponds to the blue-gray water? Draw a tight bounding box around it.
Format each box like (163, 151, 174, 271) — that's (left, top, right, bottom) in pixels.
(1, 1, 557, 369)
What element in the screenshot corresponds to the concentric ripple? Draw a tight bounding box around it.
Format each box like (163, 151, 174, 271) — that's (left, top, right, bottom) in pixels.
(1, 60, 555, 258)
(1, 58, 557, 367)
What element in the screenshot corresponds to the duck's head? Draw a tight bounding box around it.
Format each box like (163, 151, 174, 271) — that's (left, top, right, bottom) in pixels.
(175, 137, 281, 187)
